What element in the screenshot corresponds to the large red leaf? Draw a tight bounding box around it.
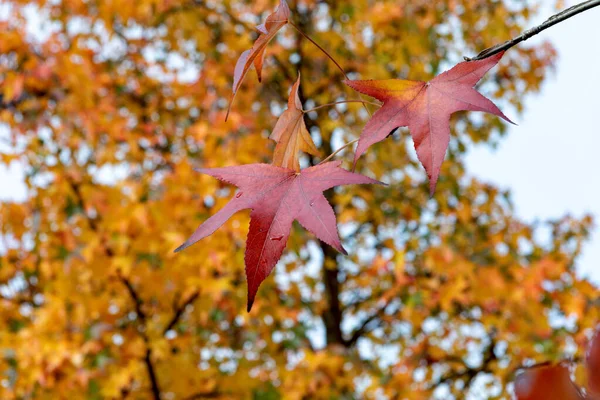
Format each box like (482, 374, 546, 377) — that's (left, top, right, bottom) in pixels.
(345, 52, 512, 195)
(226, 0, 290, 120)
(175, 161, 381, 311)
(514, 364, 583, 400)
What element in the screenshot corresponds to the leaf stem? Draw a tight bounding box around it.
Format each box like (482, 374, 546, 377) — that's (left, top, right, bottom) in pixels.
(319, 139, 359, 165)
(465, 0, 600, 61)
(289, 21, 348, 79)
(289, 21, 373, 117)
(304, 100, 380, 113)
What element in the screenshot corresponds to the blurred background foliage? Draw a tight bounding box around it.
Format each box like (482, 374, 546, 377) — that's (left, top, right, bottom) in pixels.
(0, 0, 598, 398)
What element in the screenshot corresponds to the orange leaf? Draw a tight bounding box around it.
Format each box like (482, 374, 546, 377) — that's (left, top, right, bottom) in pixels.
(271, 74, 319, 171)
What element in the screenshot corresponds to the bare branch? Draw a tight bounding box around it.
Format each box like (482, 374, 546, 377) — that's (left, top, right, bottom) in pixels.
(143, 348, 162, 400)
(163, 290, 200, 335)
(119, 275, 161, 400)
(119, 275, 147, 322)
(465, 0, 600, 61)
(426, 333, 497, 391)
(345, 299, 395, 347)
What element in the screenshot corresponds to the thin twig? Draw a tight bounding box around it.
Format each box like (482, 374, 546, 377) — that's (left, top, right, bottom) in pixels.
(304, 100, 380, 113)
(288, 21, 373, 117)
(465, 0, 600, 61)
(319, 139, 359, 165)
(289, 21, 348, 79)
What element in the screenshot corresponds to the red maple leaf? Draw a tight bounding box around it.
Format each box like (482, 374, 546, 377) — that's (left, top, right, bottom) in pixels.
(175, 161, 381, 311)
(227, 0, 290, 120)
(345, 52, 512, 195)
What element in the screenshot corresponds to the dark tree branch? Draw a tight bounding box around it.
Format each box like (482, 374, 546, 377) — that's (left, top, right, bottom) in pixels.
(344, 299, 395, 347)
(119, 275, 161, 400)
(120, 275, 147, 322)
(465, 0, 600, 61)
(321, 247, 346, 346)
(426, 333, 498, 391)
(143, 347, 162, 400)
(163, 290, 200, 335)
(271, 54, 296, 84)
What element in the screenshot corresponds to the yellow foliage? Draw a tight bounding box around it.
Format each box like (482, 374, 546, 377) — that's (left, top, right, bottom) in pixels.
(0, 0, 596, 399)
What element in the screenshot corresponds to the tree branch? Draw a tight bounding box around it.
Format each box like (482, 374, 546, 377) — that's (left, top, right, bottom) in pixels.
(426, 333, 497, 391)
(143, 347, 162, 400)
(465, 0, 600, 61)
(120, 275, 147, 321)
(344, 298, 395, 347)
(119, 275, 161, 400)
(321, 243, 346, 346)
(163, 290, 200, 335)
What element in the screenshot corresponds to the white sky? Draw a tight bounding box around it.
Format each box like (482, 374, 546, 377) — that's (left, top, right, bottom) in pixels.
(1, 1, 599, 283)
(466, 2, 600, 283)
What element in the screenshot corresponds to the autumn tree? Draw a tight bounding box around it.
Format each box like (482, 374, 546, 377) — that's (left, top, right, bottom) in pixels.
(0, 0, 599, 399)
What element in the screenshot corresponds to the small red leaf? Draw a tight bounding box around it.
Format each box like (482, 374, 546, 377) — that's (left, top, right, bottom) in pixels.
(176, 162, 382, 311)
(345, 52, 512, 195)
(514, 364, 583, 400)
(587, 327, 600, 394)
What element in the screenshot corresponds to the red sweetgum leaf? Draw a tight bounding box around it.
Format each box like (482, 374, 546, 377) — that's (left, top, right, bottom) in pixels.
(514, 363, 584, 400)
(345, 51, 512, 195)
(175, 161, 382, 311)
(271, 74, 320, 171)
(226, 0, 290, 120)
